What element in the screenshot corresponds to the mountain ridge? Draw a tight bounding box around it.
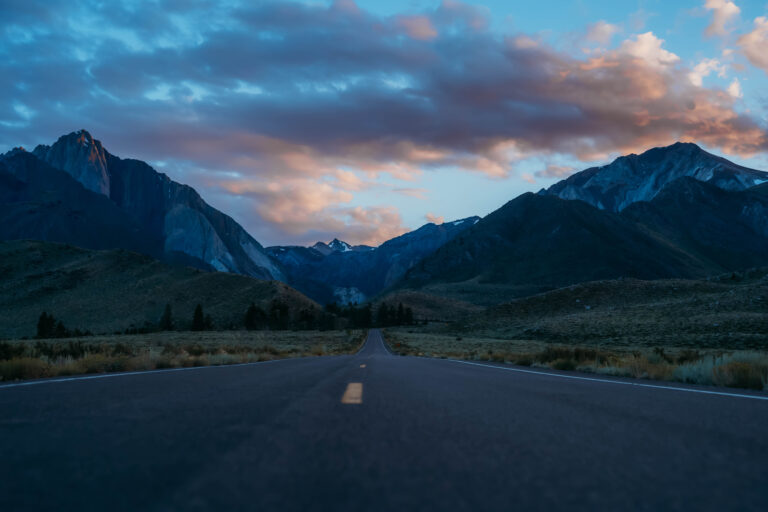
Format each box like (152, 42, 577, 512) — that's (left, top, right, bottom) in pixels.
(8, 130, 283, 280)
(541, 142, 768, 212)
(268, 216, 480, 304)
(398, 171, 768, 304)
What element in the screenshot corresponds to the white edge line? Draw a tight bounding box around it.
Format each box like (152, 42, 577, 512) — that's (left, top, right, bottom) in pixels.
(448, 359, 768, 402)
(0, 356, 317, 390)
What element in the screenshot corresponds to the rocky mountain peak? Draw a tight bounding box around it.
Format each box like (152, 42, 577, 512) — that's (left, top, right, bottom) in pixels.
(32, 129, 110, 196)
(329, 238, 352, 252)
(1, 147, 27, 159)
(541, 141, 768, 212)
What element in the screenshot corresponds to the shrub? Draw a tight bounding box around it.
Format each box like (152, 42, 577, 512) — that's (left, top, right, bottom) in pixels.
(713, 362, 766, 390)
(161, 344, 183, 356)
(111, 343, 133, 357)
(0, 342, 25, 361)
(673, 357, 716, 386)
(551, 358, 577, 371)
(154, 357, 175, 369)
(185, 344, 206, 357)
(0, 358, 51, 381)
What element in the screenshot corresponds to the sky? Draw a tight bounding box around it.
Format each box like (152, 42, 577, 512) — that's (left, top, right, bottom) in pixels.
(2, 0, 768, 247)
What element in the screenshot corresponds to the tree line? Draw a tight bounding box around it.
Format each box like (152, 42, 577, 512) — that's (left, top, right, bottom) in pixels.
(324, 301, 415, 328)
(34, 299, 417, 338)
(36, 312, 91, 339)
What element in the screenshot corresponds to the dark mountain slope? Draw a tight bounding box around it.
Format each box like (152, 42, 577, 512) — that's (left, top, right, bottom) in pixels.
(0, 150, 159, 257)
(623, 177, 768, 271)
(28, 130, 282, 279)
(402, 194, 701, 299)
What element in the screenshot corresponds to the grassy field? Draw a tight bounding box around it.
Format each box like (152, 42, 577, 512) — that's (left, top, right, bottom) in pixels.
(399, 273, 768, 350)
(0, 330, 365, 382)
(384, 329, 768, 391)
(0, 240, 322, 339)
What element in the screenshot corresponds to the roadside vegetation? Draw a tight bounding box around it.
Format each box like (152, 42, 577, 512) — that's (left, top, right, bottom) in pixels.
(0, 330, 365, 382)
(384, 330, 768, 392)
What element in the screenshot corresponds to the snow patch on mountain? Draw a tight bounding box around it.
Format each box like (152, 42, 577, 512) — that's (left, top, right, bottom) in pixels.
(542, 142, 768, 212)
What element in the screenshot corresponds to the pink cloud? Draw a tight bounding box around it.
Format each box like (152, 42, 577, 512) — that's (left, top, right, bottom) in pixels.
(396, 15, 438, 40)
(425, 212, 444, 224)
(739, 17, 768, 74)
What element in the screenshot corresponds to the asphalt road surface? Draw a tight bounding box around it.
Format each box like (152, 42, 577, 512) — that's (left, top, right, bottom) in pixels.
(2, 330, 767, 511)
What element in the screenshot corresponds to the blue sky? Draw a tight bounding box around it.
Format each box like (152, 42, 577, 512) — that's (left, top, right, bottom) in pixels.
(2, 0, 768, 245)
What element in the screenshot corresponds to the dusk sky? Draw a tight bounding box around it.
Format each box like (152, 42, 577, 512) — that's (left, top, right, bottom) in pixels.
(2, 0, 768, 246)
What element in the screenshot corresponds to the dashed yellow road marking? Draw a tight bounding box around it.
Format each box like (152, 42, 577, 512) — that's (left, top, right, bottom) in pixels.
(341, 382, 363, 404)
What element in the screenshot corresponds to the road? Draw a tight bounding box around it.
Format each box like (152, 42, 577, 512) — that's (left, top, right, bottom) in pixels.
(1, 330, 767, 511)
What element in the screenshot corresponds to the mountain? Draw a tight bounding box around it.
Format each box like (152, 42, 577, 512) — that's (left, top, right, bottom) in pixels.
(311, 239, 374, 256)
(0, 240, 318, 339)
(0, 149, 159, 257)
(622, 177, 768, 270)
(541, 142, 768, 211)
(400, 193, 700, 303)
(268, 217, 480, 304)
(8, 130, 282, 279)
(400, 176, 768, 305)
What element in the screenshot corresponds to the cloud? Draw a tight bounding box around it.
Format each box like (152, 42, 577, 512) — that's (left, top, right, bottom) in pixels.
(394, 187, 428, 199)
(425, 212, 444, 224)
(585, 21, 620, 45)
(217, 176, 407, 245)
(738, 17, 768, 74)
(396, 15, 438, 40)
(536, 164, 575, 179)
(619, 32, 680, 69)
(705, 0, 741, 37)
(689, 58, 726, 86)
(727, 77, 743, 98)
(1, 0, 766, 245)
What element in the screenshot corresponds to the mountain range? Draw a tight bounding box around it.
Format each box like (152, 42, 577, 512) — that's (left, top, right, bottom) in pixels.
(401, 144, 768, 303)
(267, 217, 479, 304)
(2, 131, 767, 311)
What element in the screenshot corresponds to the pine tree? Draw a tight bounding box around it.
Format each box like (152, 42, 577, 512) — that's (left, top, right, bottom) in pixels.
(397, 302, 405, 325)
(192, 304, 205, 331)
(159, 303, 174, 331)
(376, 303, 391, 327)
(204, 314, 213, 331)
(269, 301, 290, 330)
(245, 303, 267, 330)
(404, 307, 414, 325)
(361, 304, 372, 328)
(54, 320, 67, 338)
(36, 312, 55, 339)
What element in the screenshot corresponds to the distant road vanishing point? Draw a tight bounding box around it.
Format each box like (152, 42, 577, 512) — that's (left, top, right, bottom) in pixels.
(1, 330, 767, 511)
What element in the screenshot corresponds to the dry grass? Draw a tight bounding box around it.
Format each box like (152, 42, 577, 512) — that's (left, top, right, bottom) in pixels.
(384, 329, 768, 391)
(0, 330, 365, 382)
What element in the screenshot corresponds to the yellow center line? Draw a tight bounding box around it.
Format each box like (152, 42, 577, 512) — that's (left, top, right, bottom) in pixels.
(341, 382, 363, 404)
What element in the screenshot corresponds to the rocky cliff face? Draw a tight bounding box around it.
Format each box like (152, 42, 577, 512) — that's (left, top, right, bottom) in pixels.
(33, 130, 110, 196)
(541, 142, 768, 211)
(13, 130, 282, 280)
